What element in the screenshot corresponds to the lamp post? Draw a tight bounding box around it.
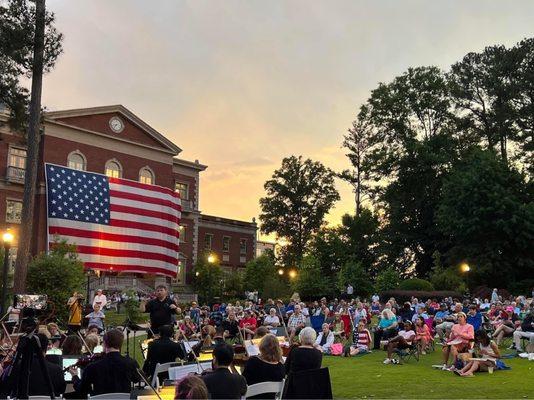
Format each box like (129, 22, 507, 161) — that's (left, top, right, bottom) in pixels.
(460, 263, 470, 292)
(207, 253, 215, 305)
(1, 231, 14, 315)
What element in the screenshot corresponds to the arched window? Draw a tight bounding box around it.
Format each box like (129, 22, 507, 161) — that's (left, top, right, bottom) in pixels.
(139, 167, 154, 185)
(67, 151, 86, 171)
(105, 159, 122, 178)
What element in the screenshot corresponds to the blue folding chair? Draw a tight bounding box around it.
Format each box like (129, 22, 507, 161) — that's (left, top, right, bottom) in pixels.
(310, 315, 325, 333)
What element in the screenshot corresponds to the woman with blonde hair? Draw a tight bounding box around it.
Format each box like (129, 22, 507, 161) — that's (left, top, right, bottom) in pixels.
(242, 334, 285, 399)
(373, 308, 398, 350)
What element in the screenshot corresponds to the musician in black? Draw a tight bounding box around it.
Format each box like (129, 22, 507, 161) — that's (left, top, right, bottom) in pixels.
(145, 285, 178, 336)
(70, 329, 139, 396)
(201, 343, 247, 399)
(142, 325, 185, 379)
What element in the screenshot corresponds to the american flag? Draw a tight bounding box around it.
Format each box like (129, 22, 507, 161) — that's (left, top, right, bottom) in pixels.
(45, 163, 180, 277)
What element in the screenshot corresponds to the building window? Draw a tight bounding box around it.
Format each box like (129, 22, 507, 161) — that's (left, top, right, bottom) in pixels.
(67, 151, 86, 171)
(175, 182, 189, 200)
(6, 200, 22, 223)
(223, 236, 230, 252)
(179, 225, 187, 243)
(204, 234, 213, 250)
(105, 160, 122, 178)
(8, 147, 26, 169)
(139, 167, 154, 185)
(240, 239, 247, 255)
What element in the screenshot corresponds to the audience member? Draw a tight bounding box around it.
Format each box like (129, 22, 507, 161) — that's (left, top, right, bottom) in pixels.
(285, 327, 322, 375)
(442, 312, 475, 370)
(315, 323, 335, 353)
(383, 321, 416, 364)
(457, 330, 500, 377)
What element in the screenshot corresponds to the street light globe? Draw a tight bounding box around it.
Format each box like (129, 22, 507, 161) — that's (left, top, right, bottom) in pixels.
(289, 270, 297, 279)
(278, 268, 284, 275)
(207, 254, 216, 264)
(460, 263, 470, 273)
(2, 232, 13, 244)
(195, 271, 200, 277)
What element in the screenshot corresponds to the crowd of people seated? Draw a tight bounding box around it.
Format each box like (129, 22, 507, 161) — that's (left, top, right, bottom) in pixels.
(1, 285, 533, 398)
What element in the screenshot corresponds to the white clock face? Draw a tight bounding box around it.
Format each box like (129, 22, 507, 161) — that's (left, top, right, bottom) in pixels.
(109, 117, 124, 133)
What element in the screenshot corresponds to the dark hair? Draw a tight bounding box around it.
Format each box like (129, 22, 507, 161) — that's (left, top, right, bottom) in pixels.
(103, 329, 124, 349)
(156, 285, 168, 291)
(62, 335, 83, 355)
(475, 329, 490, 347)
(215, 325, 225, 336)
(159, 325, 174, 338)
(254, 326, 269, 339)
(175, 375, 208, 399)
(213, 343, 234, 367)
(36, 333, 49, 353)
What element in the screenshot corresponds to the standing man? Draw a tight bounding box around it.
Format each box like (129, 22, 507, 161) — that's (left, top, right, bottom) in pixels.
(145, 285, 178, 336)
(92, 289, 107, 309)
(346, 283, 354, 299)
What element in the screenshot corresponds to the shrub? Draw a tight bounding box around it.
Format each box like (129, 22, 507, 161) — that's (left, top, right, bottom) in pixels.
(27, 240, 85, 322)
(374, 268, 401, 293)
(399, 278, 435, 291)
(430, 268, 466, 292)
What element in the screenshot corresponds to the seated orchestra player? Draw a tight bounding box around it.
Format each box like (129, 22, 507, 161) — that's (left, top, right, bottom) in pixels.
(285, 327, 323, 375)
(242, 334, 285, 399)
(314, 323, 335, 354)
(62, 335, 83, 356)
(85, 303, 105, 332)
(175, 375, 209, 400)
(201, 344, 247, 399)
(143, 325, 186, 380)
(70, 329, 140, 396)
(383, 320, 416, 364)
(442, 312, 475, 370)
(0, 333, 66, 398)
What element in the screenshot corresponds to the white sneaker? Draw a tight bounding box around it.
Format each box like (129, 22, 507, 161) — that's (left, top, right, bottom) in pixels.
(441, 364, 449, 371)
(383, 358, 392, 364)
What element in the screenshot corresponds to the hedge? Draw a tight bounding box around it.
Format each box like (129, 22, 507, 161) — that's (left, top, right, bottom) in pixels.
(380, 290, 463, 303)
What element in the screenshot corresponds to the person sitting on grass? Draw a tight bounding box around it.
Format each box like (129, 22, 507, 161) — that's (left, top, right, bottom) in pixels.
(414, 316, 432, 354)
(383, 320, 416, 364)
(345, 320, 372, 357)
(373, 309, 398, 350)
(442, 312, 475, 370)
(456, 330, 500, 377)
(330, 312, 346, 342)
(314, 323, 335, 353)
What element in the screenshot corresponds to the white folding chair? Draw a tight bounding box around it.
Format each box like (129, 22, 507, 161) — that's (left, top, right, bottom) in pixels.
(245, 381, 285, 399)
(89, 393, 130, 399)
(151, 361, 183, 388)
(29, 397, 56, 400)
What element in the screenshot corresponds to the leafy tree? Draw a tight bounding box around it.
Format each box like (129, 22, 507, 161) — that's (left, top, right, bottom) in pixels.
(222, 270, 244, 299)
(374, 268, 401, 293)
(449, 46, 518, 164)
(338, 110, 374, 215)
(123, 289, 142, 324)
(293, 255, 333, 299)
(260, 156, 339, 266)
(308, 227, 348, 278)
(337, 260, 373, 297)
(243, 253, 277, 295)
(0, 0, 63, 130)
(26, 240, 85, 321)
(192, 253, 223, 304)
(436, 149, 534, 288)
(430, 267, 466, 292)
(339, 209, 379, 274)
(399, 278, 435, 291)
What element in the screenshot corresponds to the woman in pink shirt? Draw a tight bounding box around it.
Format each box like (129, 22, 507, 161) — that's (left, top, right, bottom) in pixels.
(442, 312, 474, 370)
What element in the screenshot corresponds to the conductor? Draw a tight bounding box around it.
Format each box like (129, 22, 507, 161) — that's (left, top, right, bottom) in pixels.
(145, 285, 178, 335)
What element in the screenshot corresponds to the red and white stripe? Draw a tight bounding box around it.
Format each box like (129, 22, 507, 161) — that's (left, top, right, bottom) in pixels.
(48, 176, 181, 277)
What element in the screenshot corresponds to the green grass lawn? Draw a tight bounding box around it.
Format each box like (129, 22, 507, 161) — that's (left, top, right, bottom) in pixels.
(323, 348, 534, 399)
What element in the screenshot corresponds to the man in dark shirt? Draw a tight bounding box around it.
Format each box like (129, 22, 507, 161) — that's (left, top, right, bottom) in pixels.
(142, 325, 185, 379)
(145, 285, 178, 335)
(202, 344, 247, 399)
(1, 333, 66, 397)
(71, 329, 140, 396)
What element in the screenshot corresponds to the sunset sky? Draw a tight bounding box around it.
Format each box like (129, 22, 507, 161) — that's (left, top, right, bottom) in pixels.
(43, 0, 534, 239)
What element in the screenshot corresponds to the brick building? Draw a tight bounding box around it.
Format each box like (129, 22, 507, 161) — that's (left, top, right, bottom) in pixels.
(0, 104, 257, 291)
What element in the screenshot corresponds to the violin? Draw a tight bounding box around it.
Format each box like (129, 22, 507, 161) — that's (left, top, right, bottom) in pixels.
(62, 352, 105, 373)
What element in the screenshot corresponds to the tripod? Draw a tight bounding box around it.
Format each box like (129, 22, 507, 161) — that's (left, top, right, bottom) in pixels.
(4, 327, 55, 399)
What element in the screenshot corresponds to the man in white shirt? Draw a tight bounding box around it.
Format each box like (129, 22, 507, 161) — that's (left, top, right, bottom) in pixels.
(372, 293, 380, 303)
(347, 284, 354, 297)
(92, 289, 107, 309)
(263, 308, 280, 328)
